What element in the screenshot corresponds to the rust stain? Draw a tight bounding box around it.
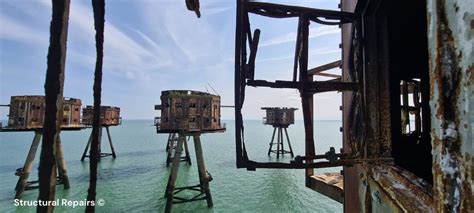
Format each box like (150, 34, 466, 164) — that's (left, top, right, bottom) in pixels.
(431, 0, 472, 212)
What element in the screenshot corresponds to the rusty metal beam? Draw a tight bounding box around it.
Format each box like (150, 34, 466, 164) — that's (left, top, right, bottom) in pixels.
(37, 0, 70, 211)
(312, 73, 341, 78)
(86, 0, 105, 212)
(246, 29, 260, 80)
(297, 15, 316, 187)
(234, 0, 244, 168)
(293, 17, 303, 82)
(246, 79, 357, 93)
(244, 158, 393, 170)
(308, 60, 342, 76)
(245, 1, 355, 24)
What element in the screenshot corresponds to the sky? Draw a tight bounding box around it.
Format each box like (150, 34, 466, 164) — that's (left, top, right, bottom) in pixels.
(0, 0, 343, 120)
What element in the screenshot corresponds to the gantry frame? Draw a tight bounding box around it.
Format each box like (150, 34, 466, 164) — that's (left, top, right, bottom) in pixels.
(233, 1, 372, 183)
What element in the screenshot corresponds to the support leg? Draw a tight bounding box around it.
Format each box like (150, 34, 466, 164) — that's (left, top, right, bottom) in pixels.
(279, 127, 284, 156)
(55, 135, 70, 189)
(166, 133, 176, 167)
(105, 126, 117, 158)
(15, 131, 42, 199)
(276, 127, 281, 159)
(164, 134, 185, 213)
(267, 127, 277, 156)
(97, 126, 103, 161)
(284, 128, 294, 157)
(165, 133, 172, 152)
(193, 134, 213, 208)
(81, 132, 93, 161)
(183, 138, 192, 165)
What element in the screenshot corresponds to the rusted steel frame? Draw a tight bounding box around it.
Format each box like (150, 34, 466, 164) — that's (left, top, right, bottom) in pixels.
(245, 1, 355, 24)
(297, 15, 315, 186)
(292, 153, 345, 162)
(347, 19, 364, 156)
(247, 80, 299, 88)
(185, 0, 201, 18)
(244, 12, 252, 46)
(246, 29, 260, 80)
(292, 17, 303, 82)
(245, 158, 392, 170)
(325, 77, 341, 82)
(307, 60, 342, 76)
(309, 17, 342, 26)
(247, 79, 357, 93)
(38, 0, 70, 211)
(312, 73, 341, 78)
(86, 0, 105, 212)
(309, 81, 358, 93)
(234, 0, 244, 168)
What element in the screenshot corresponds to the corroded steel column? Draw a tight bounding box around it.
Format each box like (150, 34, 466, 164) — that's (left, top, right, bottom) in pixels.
(427, 0, 473, 211)
(38, 0, 71, 212)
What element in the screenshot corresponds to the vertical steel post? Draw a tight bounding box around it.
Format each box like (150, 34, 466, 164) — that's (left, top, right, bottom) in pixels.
(38, 1, 71, 211)
(55, 135, 69, 189)
(105, 126, 117, 158)
(164, 134, 185, 212)
(81, 132, 93, 161)
(193, 134, 213, 207)
(15, 131, 42, 198)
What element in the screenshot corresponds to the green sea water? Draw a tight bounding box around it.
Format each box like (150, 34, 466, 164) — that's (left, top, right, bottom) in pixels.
(0, 120, 343, 212)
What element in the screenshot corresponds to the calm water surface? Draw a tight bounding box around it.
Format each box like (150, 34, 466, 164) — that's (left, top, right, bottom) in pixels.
(0, 120, 343, 212)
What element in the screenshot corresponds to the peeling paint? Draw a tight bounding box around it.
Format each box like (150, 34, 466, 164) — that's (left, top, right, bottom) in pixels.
(428, 0, 473, 211)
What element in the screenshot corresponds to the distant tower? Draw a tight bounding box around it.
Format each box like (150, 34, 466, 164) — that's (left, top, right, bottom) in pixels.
(154, 90, 225, 213)
(262, 107, 297, 158)
(0, 95, 83, 198)
(80, 105, 121, 161)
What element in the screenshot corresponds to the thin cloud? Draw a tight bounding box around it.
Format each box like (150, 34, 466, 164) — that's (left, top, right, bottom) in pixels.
(257, 47, 340, 64)
(260, 25, 340, 47)
(0, 13, 47, 45)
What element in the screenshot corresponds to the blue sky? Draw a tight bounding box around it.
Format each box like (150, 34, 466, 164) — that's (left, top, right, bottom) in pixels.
(0, 0, 342, 120)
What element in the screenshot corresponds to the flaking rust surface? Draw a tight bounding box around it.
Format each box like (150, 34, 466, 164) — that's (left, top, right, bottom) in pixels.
(427, 0, 473, 212)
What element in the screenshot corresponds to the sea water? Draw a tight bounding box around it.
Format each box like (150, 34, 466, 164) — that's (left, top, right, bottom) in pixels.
(0, 120, 343, 212)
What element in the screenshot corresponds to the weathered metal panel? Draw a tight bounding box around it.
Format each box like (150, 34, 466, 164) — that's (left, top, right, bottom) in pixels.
(427, 0, 473, 212)
(261, 107, 297, 126)
(82, 105, 121, 126)
(309, 173, 344, 203)
(5, 96, 81, 130)
(340, 0, 361, 211)
(156, 90, 224, 133)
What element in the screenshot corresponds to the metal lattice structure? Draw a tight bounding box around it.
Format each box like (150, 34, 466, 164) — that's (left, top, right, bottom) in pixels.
(234, 0, 366, 173)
